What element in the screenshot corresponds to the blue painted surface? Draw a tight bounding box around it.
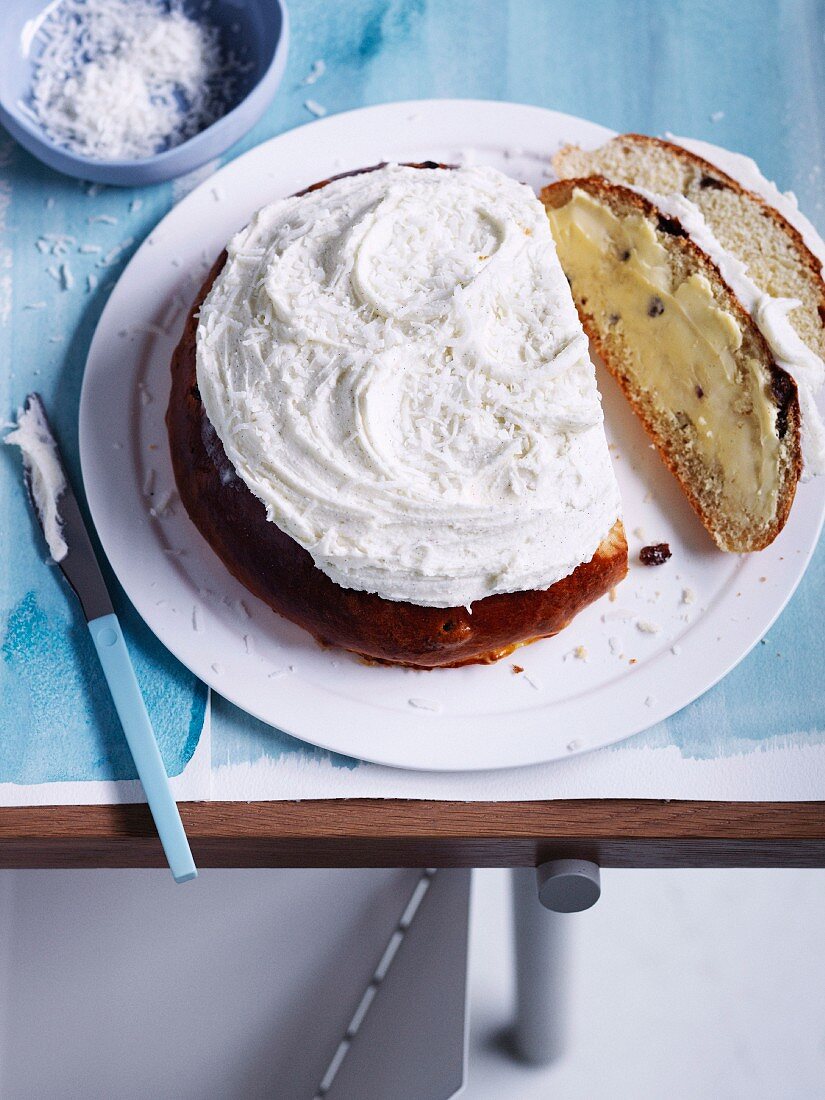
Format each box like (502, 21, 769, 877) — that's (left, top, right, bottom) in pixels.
(1, 587, 205, 782)
(211, 694, 359, 772)
(1, 0, 823, 783)
(0, 127, 209, 783)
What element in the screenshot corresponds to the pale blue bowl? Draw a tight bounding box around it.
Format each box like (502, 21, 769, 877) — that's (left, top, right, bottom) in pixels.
(0, 0, 289, 186)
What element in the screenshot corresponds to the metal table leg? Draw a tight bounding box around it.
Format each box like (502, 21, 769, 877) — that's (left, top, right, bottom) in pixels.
(510, 861, 601, 1066)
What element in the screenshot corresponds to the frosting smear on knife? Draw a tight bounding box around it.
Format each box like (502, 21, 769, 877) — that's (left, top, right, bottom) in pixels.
(5, 399, 68, 562)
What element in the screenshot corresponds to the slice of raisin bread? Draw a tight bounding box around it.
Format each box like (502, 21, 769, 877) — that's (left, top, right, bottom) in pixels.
(552, 133, 825, 364)
(541, 177, 801, 552)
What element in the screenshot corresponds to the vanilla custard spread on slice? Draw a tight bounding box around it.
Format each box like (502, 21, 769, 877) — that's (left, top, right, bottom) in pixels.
(196, 164, 620, 607)
(547, 188, 782, 524)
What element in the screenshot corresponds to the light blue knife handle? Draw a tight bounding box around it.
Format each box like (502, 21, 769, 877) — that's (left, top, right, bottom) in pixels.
(88, 613, 197, 884)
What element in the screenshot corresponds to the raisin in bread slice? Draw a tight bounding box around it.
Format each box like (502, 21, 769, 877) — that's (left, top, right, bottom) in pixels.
(541, 177, 801, 552)
(552, 133, 825, 364)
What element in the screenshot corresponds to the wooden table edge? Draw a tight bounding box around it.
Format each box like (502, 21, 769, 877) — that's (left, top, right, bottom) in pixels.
(1, 799, 824, 869)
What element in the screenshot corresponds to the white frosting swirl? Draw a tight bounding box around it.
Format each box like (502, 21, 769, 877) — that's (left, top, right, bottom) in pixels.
(196, 164, 620, 607)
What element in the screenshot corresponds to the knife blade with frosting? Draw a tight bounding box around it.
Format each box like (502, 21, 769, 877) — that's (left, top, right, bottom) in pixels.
(5, 393, 196, 883)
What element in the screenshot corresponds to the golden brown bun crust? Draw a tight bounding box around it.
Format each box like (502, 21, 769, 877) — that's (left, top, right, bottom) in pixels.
(541, 176, 801, 552)
(166, 167, 627, 668)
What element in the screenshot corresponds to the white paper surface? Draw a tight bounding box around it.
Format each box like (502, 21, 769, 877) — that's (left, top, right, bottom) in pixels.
(211, 735, 825, 803)
(4, 693, 825, 805)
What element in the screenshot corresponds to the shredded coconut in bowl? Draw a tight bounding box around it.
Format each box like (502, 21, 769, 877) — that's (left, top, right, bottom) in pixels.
(27, 0, 248, 161)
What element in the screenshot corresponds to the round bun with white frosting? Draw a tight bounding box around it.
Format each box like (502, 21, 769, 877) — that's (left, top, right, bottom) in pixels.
(167, 163, 626, 667)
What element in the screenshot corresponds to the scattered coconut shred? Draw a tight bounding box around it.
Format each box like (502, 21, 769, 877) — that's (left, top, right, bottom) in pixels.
(28, 0, 242, 161)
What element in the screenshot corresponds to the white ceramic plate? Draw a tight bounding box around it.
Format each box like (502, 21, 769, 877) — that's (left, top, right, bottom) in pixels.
(79, 100, 825, 771)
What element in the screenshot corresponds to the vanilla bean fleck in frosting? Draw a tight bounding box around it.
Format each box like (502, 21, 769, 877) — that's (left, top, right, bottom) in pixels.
(196, 164, 620, 606)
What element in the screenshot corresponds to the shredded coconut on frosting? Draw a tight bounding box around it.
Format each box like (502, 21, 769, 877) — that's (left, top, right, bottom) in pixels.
(197, 164, 621, 607)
